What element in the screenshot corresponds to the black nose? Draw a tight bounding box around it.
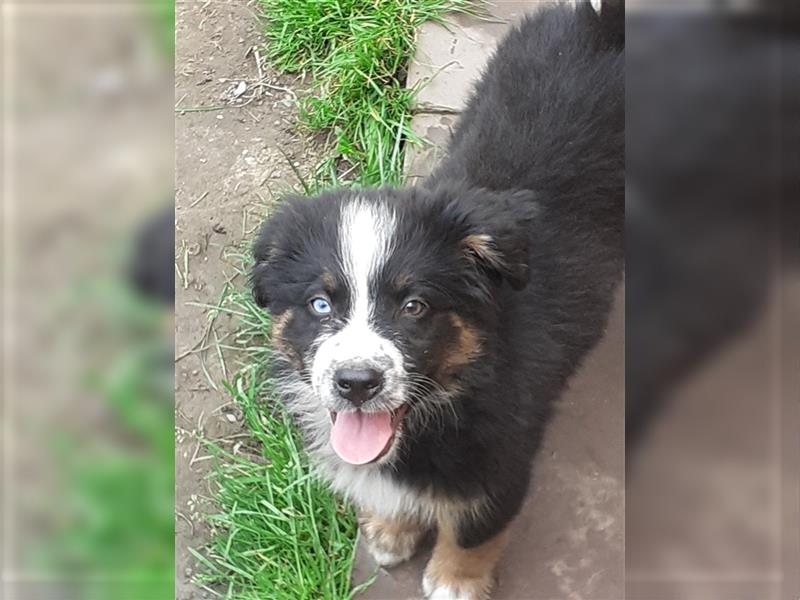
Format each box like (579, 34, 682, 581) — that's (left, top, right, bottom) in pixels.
(334, 367, 384, 407)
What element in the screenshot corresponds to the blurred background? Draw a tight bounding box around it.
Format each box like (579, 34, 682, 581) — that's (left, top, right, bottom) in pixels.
(626, 1, 799, 598)
(1, 1, 174, 599)
(1, 0, 798, 599)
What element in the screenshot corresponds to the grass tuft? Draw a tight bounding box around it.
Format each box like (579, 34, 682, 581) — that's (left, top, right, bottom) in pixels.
(260, 0, 475, 185)
(195, 379, 359, 599)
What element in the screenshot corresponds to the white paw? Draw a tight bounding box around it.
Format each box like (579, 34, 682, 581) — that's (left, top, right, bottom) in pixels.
(422, 575, 470, 600)
(368, 546, 408, 567)
(422, 572, 492, 600)
(359, 517, 424, 568)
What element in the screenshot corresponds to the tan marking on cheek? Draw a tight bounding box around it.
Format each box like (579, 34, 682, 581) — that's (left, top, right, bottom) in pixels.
(271, 309, 292, 341)
(440, 314, 483, 377)
(424, 517, 508, 600)
(270, 309, 302, 369)
(358, 510, 428, 567)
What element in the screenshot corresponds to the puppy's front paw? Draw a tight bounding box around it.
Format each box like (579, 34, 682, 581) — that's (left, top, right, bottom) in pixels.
(422, 569, 492, 600)
(359, 512, 426, 568)
(421, 525, 507, 600)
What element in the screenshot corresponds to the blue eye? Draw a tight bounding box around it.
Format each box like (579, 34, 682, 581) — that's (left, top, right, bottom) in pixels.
(310, 297, 332, 315)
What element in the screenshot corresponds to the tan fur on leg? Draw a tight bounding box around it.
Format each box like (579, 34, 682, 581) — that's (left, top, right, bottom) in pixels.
(359, 511, 427, 567)
(422, 519, 508, 600)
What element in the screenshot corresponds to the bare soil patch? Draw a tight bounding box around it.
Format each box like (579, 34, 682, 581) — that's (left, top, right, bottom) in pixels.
(174, 1, 323, 596)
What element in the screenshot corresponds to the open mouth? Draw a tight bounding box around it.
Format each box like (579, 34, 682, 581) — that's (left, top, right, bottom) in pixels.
(329, 404, 408, 465)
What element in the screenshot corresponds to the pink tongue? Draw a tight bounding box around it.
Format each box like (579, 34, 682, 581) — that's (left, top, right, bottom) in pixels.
(330, 410, 394, 465)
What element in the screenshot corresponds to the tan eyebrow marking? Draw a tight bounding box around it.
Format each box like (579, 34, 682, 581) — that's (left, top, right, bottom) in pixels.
(394, 273, 413, 289)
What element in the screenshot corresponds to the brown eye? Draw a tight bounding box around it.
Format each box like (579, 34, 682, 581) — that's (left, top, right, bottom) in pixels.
(402, 299, 427, 317)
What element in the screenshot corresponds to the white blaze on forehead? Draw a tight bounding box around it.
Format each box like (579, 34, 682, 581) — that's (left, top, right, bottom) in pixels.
(338, 199, 396, 325)
(310, 198, 405, 403)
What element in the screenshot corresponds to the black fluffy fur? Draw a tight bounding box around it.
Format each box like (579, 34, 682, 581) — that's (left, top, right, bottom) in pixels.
(252, 3, 624, 549)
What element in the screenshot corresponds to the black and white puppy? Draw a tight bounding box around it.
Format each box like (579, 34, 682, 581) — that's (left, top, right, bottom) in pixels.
(251, 2, 623, 598)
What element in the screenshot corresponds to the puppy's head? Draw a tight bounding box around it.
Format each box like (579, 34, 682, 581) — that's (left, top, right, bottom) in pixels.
(251, 185, 536, 466)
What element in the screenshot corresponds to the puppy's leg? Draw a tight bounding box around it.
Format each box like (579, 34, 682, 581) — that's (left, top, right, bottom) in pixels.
(359, 511, 427, 568)
(422, 519, 508, 600)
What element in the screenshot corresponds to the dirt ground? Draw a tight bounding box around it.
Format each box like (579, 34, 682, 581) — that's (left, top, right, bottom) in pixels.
(174, 1, 323, 597)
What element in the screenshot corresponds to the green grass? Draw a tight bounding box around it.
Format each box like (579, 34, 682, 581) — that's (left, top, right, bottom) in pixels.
(148, 0, 175, 58)
(192, 254, 376, 599)
(194, 378, 362, 599)
(260, 0, 476, 186)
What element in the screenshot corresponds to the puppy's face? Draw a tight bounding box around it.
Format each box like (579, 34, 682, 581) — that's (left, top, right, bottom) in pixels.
(251, 186, 535, 466)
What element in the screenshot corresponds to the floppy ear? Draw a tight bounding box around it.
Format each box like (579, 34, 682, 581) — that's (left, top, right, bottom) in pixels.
(250, 218, 280, 307)
(462, 230, 529, 290)
(441, 187, 539, 291)
(250, 195, 307, 308)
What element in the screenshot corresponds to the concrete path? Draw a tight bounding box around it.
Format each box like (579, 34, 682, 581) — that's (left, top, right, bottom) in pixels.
(352, 2, 625, 598)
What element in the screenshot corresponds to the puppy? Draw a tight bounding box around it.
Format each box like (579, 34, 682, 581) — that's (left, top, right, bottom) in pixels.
(251, 2, 624, 598)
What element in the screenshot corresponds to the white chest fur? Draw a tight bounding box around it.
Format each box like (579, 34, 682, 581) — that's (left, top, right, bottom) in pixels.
(314, 453, 439, 524)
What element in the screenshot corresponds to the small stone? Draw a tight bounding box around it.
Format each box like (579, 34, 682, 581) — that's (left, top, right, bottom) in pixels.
(233, 80, 247, 98)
